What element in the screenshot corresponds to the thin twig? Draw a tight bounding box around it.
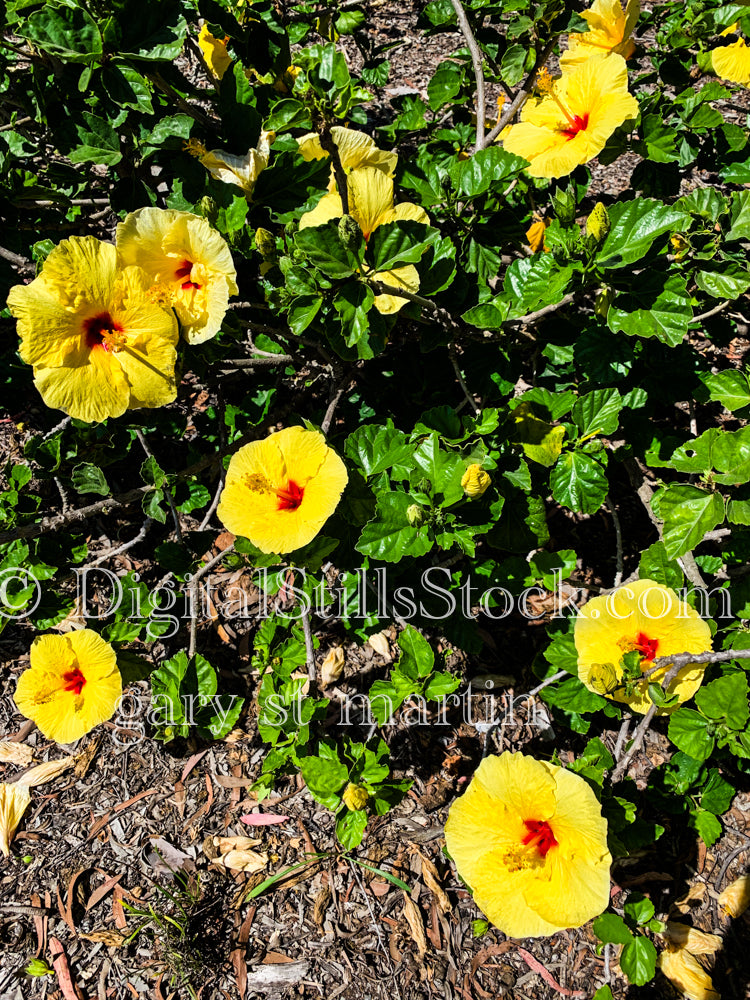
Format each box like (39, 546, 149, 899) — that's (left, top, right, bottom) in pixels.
(317, 122, 349, 215)
(0, 244, 33, 270)
(605, 497, 624, 587)
(144, 70, 219, 131)
(641, 646, 750, 680)
(321, 385, 347, 436)
(484, 37, 558, 146)
(715, 843, 747, 890)
(689, 300, 731, 326)
(220, 355, 294, 368)
(42, 416, 72, 441)
(450, 0, 486, 152)
(302, 605, 316, 686)
(614, 713, 632, 760)
(528, 670, 567, 697)
(347, 859, 403, 1000)
(610, 661, 684, 782)
(509, 293, 576, 327)
(188, 544, 235, 657)
(136, 429, 183, 543)
(87, 519, 153, 569)
(449, 345, 480, 415)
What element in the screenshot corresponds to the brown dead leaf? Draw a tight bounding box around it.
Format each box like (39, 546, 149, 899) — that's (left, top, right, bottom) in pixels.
(49, 936, 83, 1000)
(215, 531, 235, 551)
(312, 884, 331, 926)
(262, 951, 294, 964)
(419, 855, 450, 915)
(79, 930, 127, 947)
(672, 882, 708, 916)
(401, 892, 427, 959)
(215, 849, 268, 873)
(16, 756, 76, 788)
(74, 738, 101, 779)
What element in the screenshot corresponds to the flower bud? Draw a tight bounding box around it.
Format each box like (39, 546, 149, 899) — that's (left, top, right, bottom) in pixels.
(338, 214, 362, 249)
(255, 227, 277, 258)
(416, 477, 432, 495)
(25, 959, 53, 977)
(407, 504, 426, 527)
(461, 464, 490, 499)
(586, 202, 610, 244)
(342, 783, 369, 811)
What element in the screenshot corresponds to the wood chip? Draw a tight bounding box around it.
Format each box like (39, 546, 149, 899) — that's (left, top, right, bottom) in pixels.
(401, 892, 427, 959)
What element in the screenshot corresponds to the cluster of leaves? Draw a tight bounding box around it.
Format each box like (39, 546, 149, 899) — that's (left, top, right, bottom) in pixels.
(3, 0, 750, 986)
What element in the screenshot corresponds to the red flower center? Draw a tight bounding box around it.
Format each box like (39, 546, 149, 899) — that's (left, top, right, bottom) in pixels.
(175, 259, 202, 291)
(274, 480, 304, 511)
(634, 632, 659, 661)
(83, 312, 123, 352)
(561, 113, 589, 140)
(62, 666, 87, 696)
(522, 819, 558, 857)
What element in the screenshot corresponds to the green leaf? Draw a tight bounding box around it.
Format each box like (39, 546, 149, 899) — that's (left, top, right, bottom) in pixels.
(23, 4, 103, 62)
(449, 147, 527, 198)
(550, 452, 608, 514)
(701, 770, 735, 814)
(412, 433, 464, 504)
(295, 221, 359, 277)
(572, 388, 622, 437)
(607, 273, 691, 347)
(300, 753, 348, 800)
(596, 199, 689, 268)
(593, 988, 614, 1000)
(336, 808, 368, 849)
(668, 709, 715, 761)
(287, 295, 322, 335)
(427, 61, 464, 111)
(356, 492, 434, 562)
(656, 485, 725, 559)
(71, 463, 110, 497)
(695, 672, 749, 729)
(503, 255, 574, 318)
(726, 190, 750, 241)
(462, 301, 510, 330)
(620, 936, 657, 986)
(345, 421, 413, 476)
(140, 455, 167, 489)
(593, 913, 633, 945)
(701, 370, 750, 411)
(367, 220, 436, 271)
(397, 624, 434, 679)
(695, 262, 750, 299)
(623, 893, 655, 926)
(69, 113, 121, 166)
(690, 808, 722, 846)
(638, 541, 683, 590)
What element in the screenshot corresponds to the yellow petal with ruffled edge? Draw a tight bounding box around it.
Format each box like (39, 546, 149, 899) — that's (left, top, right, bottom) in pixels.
(217, 426, 348, 555)
(713, 37, 750, 85)
(14, 631, 122, 745)
(574, 579, 712, 714)
(297, 126, 397, 190)
(560, 0, 639, 69)
(445, 752, 611, 938)
(659, 949, 720, 1000)
(198, 24, 232, 80)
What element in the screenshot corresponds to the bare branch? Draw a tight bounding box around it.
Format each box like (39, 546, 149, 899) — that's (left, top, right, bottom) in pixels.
(450, 0, 486, 152)
(188, 543, 235, 657)
(605, 497, 624, 588)
(484, 37, 558, 146)
(689, 299, 731, 326)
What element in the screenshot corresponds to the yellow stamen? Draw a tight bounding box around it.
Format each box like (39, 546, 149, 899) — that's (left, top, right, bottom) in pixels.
(184, 138, 208, 158)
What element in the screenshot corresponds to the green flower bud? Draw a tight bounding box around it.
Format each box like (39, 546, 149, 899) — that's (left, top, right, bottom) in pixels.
(407, 504, 426, 527)
(338, 214, 362, 250)
(594, 286, 614, 318)
(586, 202, 610, 244)
(25, 959, 53, 977)
(255, 227, 277, 259)
(416, 477, 432, 495)
(198, 196, 218, 229)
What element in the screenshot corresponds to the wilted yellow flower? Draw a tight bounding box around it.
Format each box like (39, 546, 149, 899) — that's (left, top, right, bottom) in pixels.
(6, 237, 178, 423)
(671, 232, 690, 261)
(299, 166, 430, 314)
(343, 783, 370, 811)
(217, 426, 348, 555)
(712, 25, 750, 85)
(574, 579, 712, 714)
(659, 948, 720, 1000)
(501, 55, 638, 179)
(718, 874, 750, 918)
(186, 131, 274, 197)
(0, 783, 31, 858)
(198, 24, 232, 80)
(461, 465, 491, 498)
(526, 216, 549, 253)
(560, 0, 640, 69)
(297, 126, 397, 191)
(14, 630, 122, 744)
(445, 752, 611, 938)
(321, 646, 345, 687)
(116, 208, 238, 345)
(664, 922, 722, 956)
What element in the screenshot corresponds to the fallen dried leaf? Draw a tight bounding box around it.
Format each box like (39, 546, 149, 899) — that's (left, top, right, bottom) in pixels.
(401, 892, 427, 959)
(215, 849, 268, 873)
(79, 929, 127, 947)
(313, 884, 331, 926)
(659, 947, 720, 1000)
(73, 738, 100, 780)
(368, 631, 391, 659)
(419, 853, 450, 915)
(49, 937, 82, 1000)
(16, 756, 75, 788)
(665, 922, 722, 955)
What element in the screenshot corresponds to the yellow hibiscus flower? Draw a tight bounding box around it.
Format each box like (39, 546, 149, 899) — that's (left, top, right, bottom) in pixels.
(299, 166, 430, 314)
(198, 23, 232, 81)
(712, 24, 750, 86)
(501, 55, 639, 179)
(116, 207, 238, 345)
(185, 131, 274, 197)
(6, 237, 178, 423)
(14, 630, 123, 745)
(560, 0, 640, 70)
(574, 579, 712, 714)
(445, 752, 611, 938)
(297, 126, 398, 191)
(217, 426, 348, 554)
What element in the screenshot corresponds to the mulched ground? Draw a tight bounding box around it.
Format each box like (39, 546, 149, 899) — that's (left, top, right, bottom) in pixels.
(3, 2, 750, 998)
